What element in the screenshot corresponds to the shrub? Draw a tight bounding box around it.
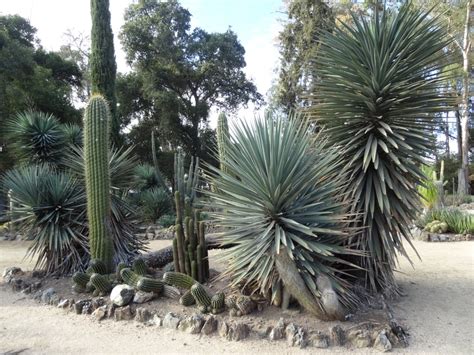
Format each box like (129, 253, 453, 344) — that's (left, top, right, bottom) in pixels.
(158, 214, 175, 228)
(139, 188, 172, 223)
(423, 208, 474, 234)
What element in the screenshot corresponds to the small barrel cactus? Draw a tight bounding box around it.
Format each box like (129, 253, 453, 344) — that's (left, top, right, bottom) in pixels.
(163, 272, 196, 289)
(190, 283, 211, 308)
(179, 290, 196, 306)
(136, 277, 164, 294)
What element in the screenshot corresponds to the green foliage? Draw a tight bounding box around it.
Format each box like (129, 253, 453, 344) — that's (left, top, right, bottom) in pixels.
(417, 165, 439, 210)
(84, 95, 113, 272)
(158, 214, 176, 228)
(133, 164, 162, 191)
(119, 0, 262, 157)
(138, 188, 172, 223)
(2, 165, 88, 275)
(90, 0, 119, 146)
(205, 114, 360, 309)
(61, 123, 83, 148)
(310, 4, 453, 293)
(275, 0, 334, 112)
(422, 208, 474, 234)
(6, 111, 64, 165)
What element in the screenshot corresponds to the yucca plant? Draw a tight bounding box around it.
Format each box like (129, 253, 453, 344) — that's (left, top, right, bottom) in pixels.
(205, 115, 361, 320)
(309, 4, 453, 293)
(133, 163, 163, 191)
(61, 123, 83, 148)
(139, 187, 172, 223)
(2, 165, 88, 275)
(7, 111, 65, 164)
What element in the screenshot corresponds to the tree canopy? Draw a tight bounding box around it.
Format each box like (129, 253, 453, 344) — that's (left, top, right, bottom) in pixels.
(119, 0, 263, 157)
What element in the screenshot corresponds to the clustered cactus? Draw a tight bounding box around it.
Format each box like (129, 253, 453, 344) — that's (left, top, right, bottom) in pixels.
(424, 220, 448, 233)
(172, 153, 209, 282)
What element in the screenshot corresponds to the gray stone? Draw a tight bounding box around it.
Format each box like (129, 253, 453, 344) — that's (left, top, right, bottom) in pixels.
(374, 329, 392, 352)
(178, 314, 204, 334)
(311, 332, 329, 348)
(149, 314, 162, 326)
(81, 301, 93, 314)
(135, 307, 152, 323)
(2, 267, 23, 282)
(218, 321, 229, 338)
(48, 294, 61, 306)
(91, 297, 106, 311)
(74, 299, 91, 314)
(201, 315, 218, 335)
(269, 318, 285, 340)
(110, 285, 135, 306)
(107, 304, 116, 319)
(92, 305, 107, 321)
(57, 299, 70, 309)
(41, 288, 56, 304)
(285, 323, 307, 348)
(347, 329, 372, 348)
(114, 305, 134, 321)
(226, 323, 249, 341)
(163, 312, 181, 329)
(329, 325, 345, 346)
(133, 291, 155, 304)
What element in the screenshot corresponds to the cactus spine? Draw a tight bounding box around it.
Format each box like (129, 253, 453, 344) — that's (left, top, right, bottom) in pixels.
(171, 153, 209, 282)
(216, 112, 230, 174)
(84, 95, 113, 272)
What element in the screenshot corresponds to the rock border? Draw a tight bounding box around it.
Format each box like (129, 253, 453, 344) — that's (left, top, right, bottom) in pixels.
(2, 268, 408, 352)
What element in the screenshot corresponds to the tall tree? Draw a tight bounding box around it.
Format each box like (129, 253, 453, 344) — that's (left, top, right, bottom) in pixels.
(414, 0, 472, 193)
(90, 0, 119, 146)
(0, 15, 82, 170)
(119, 0, 262, 158)
(275, 0, 335, 113)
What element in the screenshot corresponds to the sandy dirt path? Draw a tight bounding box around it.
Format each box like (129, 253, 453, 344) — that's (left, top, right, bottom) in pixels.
(0, 239, 473, 354)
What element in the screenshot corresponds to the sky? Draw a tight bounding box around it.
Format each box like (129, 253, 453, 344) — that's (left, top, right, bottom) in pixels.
(0, 0, 284, 128)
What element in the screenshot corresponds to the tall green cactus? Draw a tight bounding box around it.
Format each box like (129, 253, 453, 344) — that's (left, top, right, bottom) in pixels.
(216, 112, 229, 174)
(84, 95, 114, 272)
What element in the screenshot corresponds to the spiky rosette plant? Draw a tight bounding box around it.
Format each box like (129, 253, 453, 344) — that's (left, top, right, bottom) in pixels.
(205, 115, 361, 320)
(2, 165, 88, 275)
(6, 111, 64, 165)
(308, 4, 453, 294)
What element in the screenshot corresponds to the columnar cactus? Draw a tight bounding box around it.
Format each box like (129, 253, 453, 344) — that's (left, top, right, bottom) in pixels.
(216, 112, 230, 174)
(84, 95, 114, 272)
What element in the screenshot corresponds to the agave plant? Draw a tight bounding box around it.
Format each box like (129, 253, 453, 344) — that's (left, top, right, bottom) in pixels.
(133, 163, 163, 191)
(205, 115, 361, 320)
(309, 4, 453, 293)
(7, 111, 65, 164)
(2, 165, 88, 275)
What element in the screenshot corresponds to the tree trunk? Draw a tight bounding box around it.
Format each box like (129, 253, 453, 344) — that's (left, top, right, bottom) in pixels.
(457, 110, 463, 163)
(445, 112, 450, 158)
(458, 0, 471, 195)
(274, 248, 344, 320)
